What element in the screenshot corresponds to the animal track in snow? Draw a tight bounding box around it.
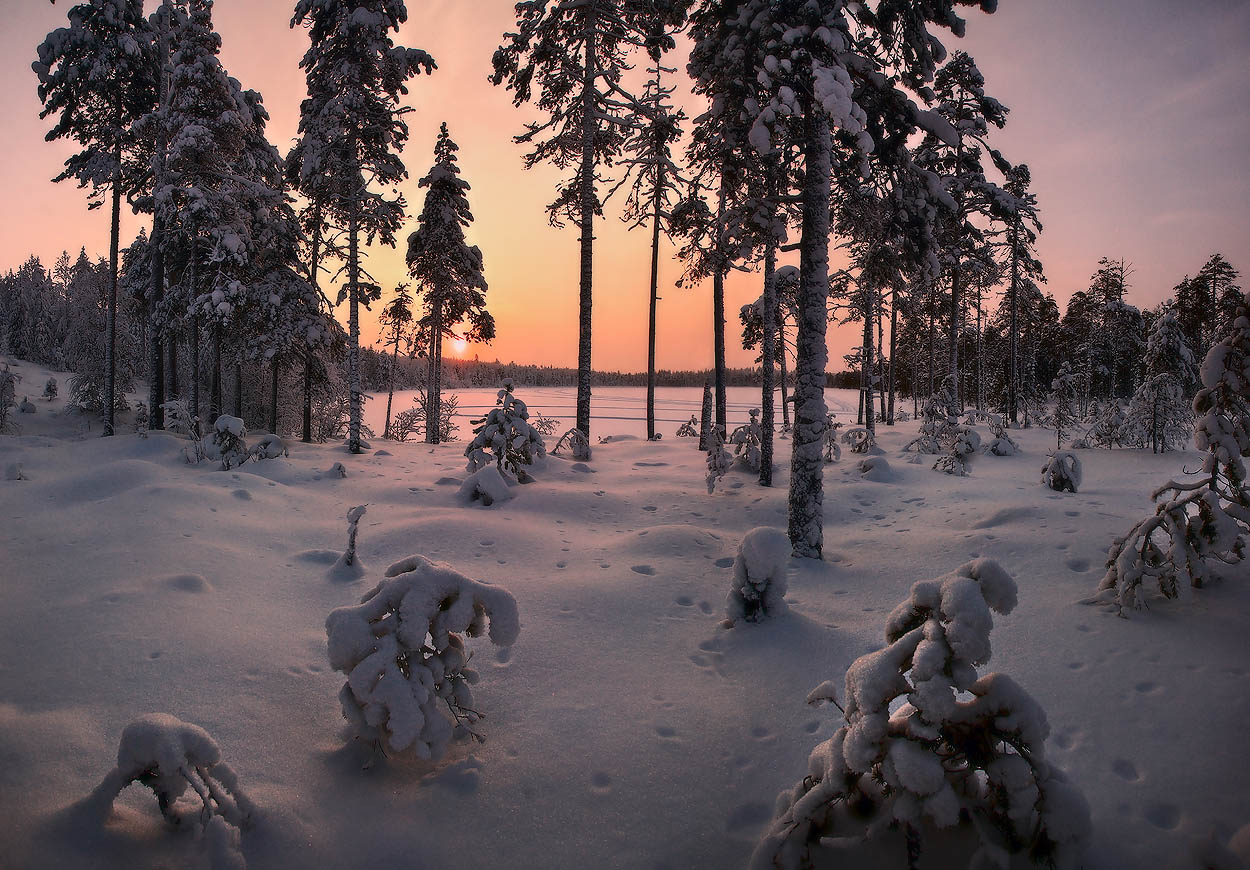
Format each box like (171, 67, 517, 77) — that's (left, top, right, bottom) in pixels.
(1112, 758, 1140, 781)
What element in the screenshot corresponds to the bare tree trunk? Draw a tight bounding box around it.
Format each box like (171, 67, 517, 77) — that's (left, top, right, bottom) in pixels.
(787, 109, 831, 559)
(433, 318, 444, 443)
(269, 359, 279, 434)
(1008, 224, 1019, 425)
(232, 360, 242, 419)
(760, 241, 777, 486)
(191, 314, 200, 423)
(149, 211, 165, 429)
(888, 286, 898, 425)
(347, 178, 363, 454)
(167, 337, 178, 403)
(303, 208, 322, 444)
(862, 298, 875, 438)
(779, 320, 790, 431)
(104, 142, 122, 436)
(926, 277, 936, 397)
(211, 324, 222, 420)
(646, 154, 664, 441)
(698, 380, 712, 451)
(426, 299, 444, 444)
(712, 182, 728, 431)
(575, 9, 598, 442)
(975, 288, 984, 411)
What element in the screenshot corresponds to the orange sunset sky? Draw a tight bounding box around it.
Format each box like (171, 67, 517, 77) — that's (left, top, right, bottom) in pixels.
(2, 0, 1248, 373)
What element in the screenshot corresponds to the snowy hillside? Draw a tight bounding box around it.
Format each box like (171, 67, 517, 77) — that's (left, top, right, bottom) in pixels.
(1, 357, 1248, 870)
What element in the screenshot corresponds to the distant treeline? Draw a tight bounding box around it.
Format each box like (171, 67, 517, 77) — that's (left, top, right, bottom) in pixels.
(358, 346, 807, 391)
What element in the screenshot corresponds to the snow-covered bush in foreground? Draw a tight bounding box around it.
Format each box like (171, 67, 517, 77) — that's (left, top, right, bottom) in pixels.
(676, 415, 699, 438)
(726, 527, 790, 625)
(42, 376, 58, 400)
(326, 554, 520, 761)
(1041, 451, 1082, 493)
(841, 426, 877, 455)
(458, 465, 514, 507)
(822, 415, 841, 462)
(88, 713, 254, 870)
(465, 381, 546, 482)
(552, 426, 591, 461)
(752, 559, 1090, 870)
(983, 421, 1020, 457)
(904, 380, 959, 455)
(249, 433, 288, 460)
(730, 409, 764, 472)
(935, 427, 981, 476)
(706, 425, 732, 494)
(1095, 295, 1250, 611)
(202, 416, 248, 470)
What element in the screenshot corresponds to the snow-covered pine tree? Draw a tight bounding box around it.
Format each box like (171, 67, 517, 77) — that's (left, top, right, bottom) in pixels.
(1047, 362, 1078, 449)
(1201, 254, 1243, 341)
(706, 424, 732, 494)
(988, 158, 1044, 426)
(378, 283, 413, 440)
(492, 0, 682, 443)
(613, 26, 688, 442)
(1122, 307, 1195, 453)
(406, 123, 493, 445)
(705, 0, 994, 557)
(917, 50, 1008, 410)
(1096, 291, 1250, 610)
(291, 0, 435, 454)
(465, 381, 546, 484)
(753, 558, 1090, 870)
(34, 0, 157, 435)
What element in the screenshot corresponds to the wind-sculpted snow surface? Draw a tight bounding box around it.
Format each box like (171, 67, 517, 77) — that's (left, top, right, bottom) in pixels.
(752, 559, 1090, 870)
(326, 555, 520, 760)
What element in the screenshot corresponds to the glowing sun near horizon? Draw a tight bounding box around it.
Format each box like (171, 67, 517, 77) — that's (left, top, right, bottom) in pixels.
(451, 338, 468, 356)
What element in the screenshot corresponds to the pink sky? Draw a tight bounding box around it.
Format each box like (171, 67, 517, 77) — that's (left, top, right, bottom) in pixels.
(2, 0, 1247, 372)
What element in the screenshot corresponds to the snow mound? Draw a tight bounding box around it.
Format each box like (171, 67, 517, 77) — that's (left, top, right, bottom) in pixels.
(857, 456, 893, 481)
(726, 527, 791, 624)
(458, 465, 514, 506)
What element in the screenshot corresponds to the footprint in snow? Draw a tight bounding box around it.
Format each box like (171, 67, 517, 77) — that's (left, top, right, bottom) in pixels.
(725, 803, 773, 834)
(654, 725, 678, 740)
(631, 564, 656, 575)
(590, 771, 612, 793)
(161, 573, 211, 593)
(1112, 758, 1141, 781)
(674, 595, 694, 607)
(1134, 681, 1161, 694)
(231, 489, 251, 500)
(642, 505, 658, 512)
(714, 557, 734, 568)
(1065, 558, 1090, 572)
(1144, 803, 1181, 830)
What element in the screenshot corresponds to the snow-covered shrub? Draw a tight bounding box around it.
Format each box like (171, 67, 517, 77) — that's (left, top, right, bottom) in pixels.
(465, 381, 546, 481)
(1083, 402, 1126, 449)
(132, 401, 148, 434)
(202, 415, 249, 470)
(903, 379, 959, 454)
(932, 428, 980, 476)
(752, 559, 1090, 870)
(1122, 374, 1191, 454)
(706, 425, 732, 494)
(326, 461, 347, 478)
(822, 415, 842, 462)
(18, 395, 36, 413)
(1041, 451, 1082, 493)
(675, 415, 699, 438)
(88, 713, 254, 869)
(1095, 295, 1250, 611)
(726, 527, 790, 625)
(0, 365, 17, 432)
(858, 455, 893, 481)
(962, 409, 999, 428)
(338, 505, 367, 568)
(458, 465, 513, 506)
(730, 409, 763, 472)
(531, 413, 560, 436)
(161, 399, 206, 463)
(841, 426, 876, 455)
(42, 376, 57, 400)
(388, 391, 459, 443)
(326, 554, 520, 760)
(6, 462, 25, 481)
(552, 426, 591, 461)
(933, 452, 969, 476)
(983, 421, 1020, 456)
(953, 426, 981, 455)
(1045, 363, 1079, 450)
(249, 433, 288, 460)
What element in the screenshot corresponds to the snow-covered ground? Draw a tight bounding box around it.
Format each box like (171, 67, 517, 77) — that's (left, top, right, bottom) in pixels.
(2, 355, 1248, 870)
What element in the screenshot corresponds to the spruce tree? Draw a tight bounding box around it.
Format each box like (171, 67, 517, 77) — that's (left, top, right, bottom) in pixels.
(34, 0, 157, 434)
(291, 0, 435, 453)
(405, 123, 493, 445)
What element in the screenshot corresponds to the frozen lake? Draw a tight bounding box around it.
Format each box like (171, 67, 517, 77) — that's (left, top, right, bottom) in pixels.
(365, 384, 863, 440)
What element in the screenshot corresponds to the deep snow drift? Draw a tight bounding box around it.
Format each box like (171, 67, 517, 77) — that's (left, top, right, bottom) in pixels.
(1, 356, 1248, 870)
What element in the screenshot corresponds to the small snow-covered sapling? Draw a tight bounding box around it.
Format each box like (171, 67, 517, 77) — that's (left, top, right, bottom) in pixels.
(752, 559, 1091, 870)
(822, 415, 841, 462)
(465, 381, 547, 480)
(326, 554, 520, 761)
(249, 433, 288, 460)
(89, 714, 254, 868)
(341, 505, 367, 567)
(552, 426, 591, 461)
(729, 409, 764, 472)
(1041, 451, 1082, 493)
(725, 527, 790, 624)
(841, 426, 876, 455)
(203, 415, 248, 470)
(42, 376, 57, 400)
(675, 415, 699, 438)
(706, 425, 732, 494)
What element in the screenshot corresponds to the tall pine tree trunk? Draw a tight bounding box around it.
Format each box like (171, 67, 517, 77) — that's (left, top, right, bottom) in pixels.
(167, 336, 178, 403)
(787, 109, 831, 558)
(927, 277, 936, 397)
(269, 359, 279, 435)
(888, 287, 898, 425)
(232, 360, 242, 419)
(949, 268, 961, 408)
(211, 325, 222, 420)
(575, 9, 597, 441)
(426, 298, 443, 444)
(383, 338, 399, 440)
(303, 208, 322, 444)
(191, 314, 201, 424)
(149, 209, 165, 430)
(712, 182, 728, 431)
(779, 319, 790, 431)
(646, 158, 664, 441)
(1008, 224, 1019, 425)
(104, 141, 122, 436)
(760, 240, 777, 486)
(862, 297, 875, 437)
(433, 319, 444, 444)
(347, 179, 363, 454)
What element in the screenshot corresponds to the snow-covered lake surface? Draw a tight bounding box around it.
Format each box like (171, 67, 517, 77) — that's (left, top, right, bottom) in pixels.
(365, 385, 864, 441)
(2, 356, 1249, 870)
